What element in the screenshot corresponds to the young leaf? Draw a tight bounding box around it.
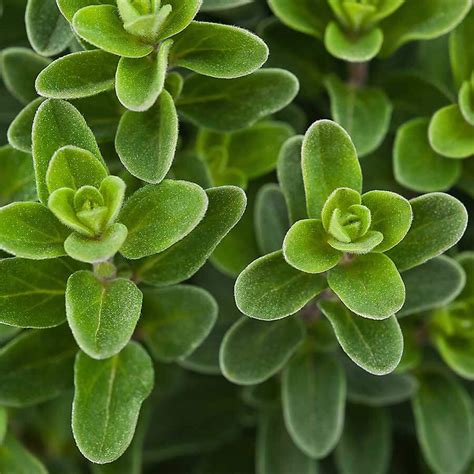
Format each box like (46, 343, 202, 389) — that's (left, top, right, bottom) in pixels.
(257, 408, 319, 474)
(235, 250, 328, 321)
(116, 40, 172, 112)
(177, 69, 299, 132)
(0, 434, 48, 473)
(66, 270, 142, 359)
(319, 300, 403, 375)
(0, 202, 69, 259)
(56, 0, 116, 22)
(32, 99, 104, 203)
(1, 47, 50, 103)
(328, 254, 405, 320)
(134, 186, 246, 287)
(156, 0, 201, 41)
(220, 316, 305, 385)
(386, 193, 468, 271)
(119, 180, 208, 259)
(36, 50, 119, 99)
(394, 118, 461, 192)
(7, 98, 44, 153)
(72, 5, 154, 58)
(26, 0, 73, 56)
(325, 75, 392, 157)
(141, 285, 217, 362)
(335, 405, 391, 474)
(115, 90, 178, 183)
(283, 219, 342, 273)
(170, 22, 268, 79)
(412, 370, 473, 474)
(0, 257, 81, 328)
(72, 342, 154, 464)
(282, 352, 346, 459)
(0, 326, 76, 407)
(302, 120, 362, 218)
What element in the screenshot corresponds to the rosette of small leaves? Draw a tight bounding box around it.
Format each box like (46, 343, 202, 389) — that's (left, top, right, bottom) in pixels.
(268, 0, 471, 61)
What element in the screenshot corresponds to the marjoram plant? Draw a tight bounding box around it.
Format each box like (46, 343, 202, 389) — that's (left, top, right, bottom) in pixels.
(0, 0, 473, 473)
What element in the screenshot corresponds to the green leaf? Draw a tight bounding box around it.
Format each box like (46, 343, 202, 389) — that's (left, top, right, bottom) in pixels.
(328, 253, 405, 319)
(362, 190, 412, 253)
(399, 256, 465, 317)
(325, 75, 392, 157)
(0, 257, 82, 328)
(0, 434, 48, 473)
(115, 90, 178, 183)
(202, 0, 253, 11)
(72, 5, 154, 58)
(0, 145, 36, 205)
(459, 79, 474, 126)
(64, 223, 128, 263)
(26, 0, 73, 56)
(257, 408, 319, 474)
(412, 370, 473, 474)
(1, 47, 50, 103)
(134, 186, 246, 287)
(380, 0, 471, 57)
(302, 120, 362, 218)
(433, 333, 474, 381)
(255, 184, 290, 255)
(7, 98, 44, 153)
(170, 21, 268, 79)
(72, 342, 154, 464)
(335, 405, 391, 474)
(32, 99, 104, 203)
(119, 180, 208, 259)
(0, 326, 76, 407)
(66, 270, 142, 359)
(394, 118, 461, 192)
(177, 69, 299, 132)
(450, 8, 474, 88)
(36, 50, 119, 99)
(268, 0, 332, 39)
(220, 316, 305, 385)
(386, 193, 468, 271)
(235, 250, 328, 321)
(57, 0, 116, 22)
(156, 0, 201, 41)
(319, 299, 403, 375)
(344, 360, 418, 406)
(428, 104, 474, 159)
(277, 136, 307, 224)
(46, 145, 108, 193)
(324, 22, 383, 62)
(282, 352, 346, 459)
(0, 202, 69, 259)
(0, 407, 6, 444)
(283, 219, 342, 273)
(142, 285, 217, 362)
(116, 40, 172, 111)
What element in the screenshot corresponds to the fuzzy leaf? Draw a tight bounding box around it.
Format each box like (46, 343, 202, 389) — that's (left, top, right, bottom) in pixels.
(142, 285, 217, 362)
(170, 21, 268, 79)
(57, 0, 116, 22)
(235, 250, 328, 321)
(0, 257, 81, 328)
(7, 98, 44, 153)
(320, 300, 403, 375)
(0, 326, 76, 407)
(72, 5, 154, 58)
(156, 0, 201, 41)
(328, 253, 405, 319)
(282, 352, 346, 459)
(177, 69, 299, 132)
(66, 270, 142, 359)
(32, 99, 104, 203)
(0, 434, 48, 473)
(412, 370, 473, 474)
(36, 50, 119, 99)
(26, 0, 73, 56)
(0, 202, 69, 259)
(386, 193, 467, 271)
(119, 180, 208, 259)
(134, 186, 246, 287)
(325, 75, 392, 157)
(450, 8, 474, 88)
(302, 120, 362, 218)
(72, 342, 154, 464)
(220, 316, 305, 385)
(115, 90, 178, 183)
